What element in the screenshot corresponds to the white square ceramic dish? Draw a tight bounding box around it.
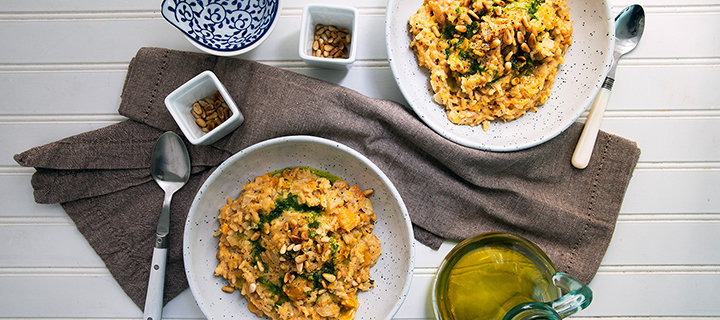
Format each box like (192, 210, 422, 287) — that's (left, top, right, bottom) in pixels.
(164, 70, 244, 145)
(299, 4, 358, 69)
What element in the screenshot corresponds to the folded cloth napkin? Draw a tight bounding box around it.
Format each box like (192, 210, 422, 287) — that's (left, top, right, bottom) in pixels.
(15, 47, 640, 310)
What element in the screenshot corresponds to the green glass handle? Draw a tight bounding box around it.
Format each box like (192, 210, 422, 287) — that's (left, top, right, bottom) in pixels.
(503, 272, 593, 320)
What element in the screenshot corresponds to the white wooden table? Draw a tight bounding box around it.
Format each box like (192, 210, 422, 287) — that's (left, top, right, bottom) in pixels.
(2, 0, 719, 319)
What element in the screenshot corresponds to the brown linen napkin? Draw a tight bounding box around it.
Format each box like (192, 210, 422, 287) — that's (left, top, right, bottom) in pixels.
(15, 47, 640, 310)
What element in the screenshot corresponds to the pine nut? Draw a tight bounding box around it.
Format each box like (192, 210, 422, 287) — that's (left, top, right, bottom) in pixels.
(522, 16, 531, 30)
(189, 91, 232, 133)
(311, 24, 352, 59)
(521, 43, 530, 53)
(503, 29, 513, 45)
(468, 10, 479, 20)
(322, 273, 336, 282)
(505, 50, 514, 62)
(528, 33, 537, 48)
(482, 0, 491, 11)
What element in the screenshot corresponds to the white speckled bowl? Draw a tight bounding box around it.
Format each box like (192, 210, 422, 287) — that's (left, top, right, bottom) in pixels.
(386, 0, 614, 151)
(183, 136, 415, 320)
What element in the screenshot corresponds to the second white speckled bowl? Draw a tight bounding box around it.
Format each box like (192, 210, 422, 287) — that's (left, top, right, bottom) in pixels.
(183, 136, 415, 320)
(386, 0, 614, 151)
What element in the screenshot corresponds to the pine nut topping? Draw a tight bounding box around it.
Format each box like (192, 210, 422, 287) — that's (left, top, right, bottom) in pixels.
(322, 273, 336, 282)
(521, 42, 530, 53)
(189, 91, 232, 133)
(311, 24, 351, 59)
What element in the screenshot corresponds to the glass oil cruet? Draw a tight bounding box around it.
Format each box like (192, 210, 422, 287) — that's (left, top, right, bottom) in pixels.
(433, 232, 593, 320)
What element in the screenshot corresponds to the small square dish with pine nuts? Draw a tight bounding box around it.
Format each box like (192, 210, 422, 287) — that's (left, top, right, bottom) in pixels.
(299, 4, 358, 69)
(164, 70, 244, 145)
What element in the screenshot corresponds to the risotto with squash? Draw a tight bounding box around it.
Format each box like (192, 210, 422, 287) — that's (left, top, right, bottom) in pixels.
(409, 0, 573, 130)
(213, 167, 381, 320)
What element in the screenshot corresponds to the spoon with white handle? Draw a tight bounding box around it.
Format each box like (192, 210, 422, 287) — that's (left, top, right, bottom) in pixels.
(143, 132, 191, 320)
(571, 5, 645, 169)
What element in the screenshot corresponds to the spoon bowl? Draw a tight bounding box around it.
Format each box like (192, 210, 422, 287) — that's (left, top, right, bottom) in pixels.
(151, 132, 192, 195)
(615, 5, 646, 58)
(571, 5, 645, 169)
(144, 131, 191, 320)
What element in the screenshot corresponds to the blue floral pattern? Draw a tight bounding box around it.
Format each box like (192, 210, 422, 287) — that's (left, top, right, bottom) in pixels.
(162, 0, 280, 52)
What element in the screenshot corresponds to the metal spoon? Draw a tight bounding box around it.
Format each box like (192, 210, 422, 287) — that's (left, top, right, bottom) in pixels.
(572, 5, 645, 169)
(143, 132, 191, 320)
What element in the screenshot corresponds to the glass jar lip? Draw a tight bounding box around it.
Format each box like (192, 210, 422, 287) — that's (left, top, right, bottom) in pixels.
(439, 232, 557, 274)
(431, 232, 559, 320)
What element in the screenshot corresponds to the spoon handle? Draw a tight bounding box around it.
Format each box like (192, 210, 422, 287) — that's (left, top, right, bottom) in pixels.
(571, 81, 612, 169)
(143, 246, 167, 320)
(143, 193, 172, 320)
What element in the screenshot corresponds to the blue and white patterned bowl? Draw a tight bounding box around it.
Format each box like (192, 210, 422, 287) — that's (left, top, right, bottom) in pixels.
(161, 0, 282, 56)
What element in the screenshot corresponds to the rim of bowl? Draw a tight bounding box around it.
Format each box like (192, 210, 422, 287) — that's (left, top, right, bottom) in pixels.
(383, 0, 614, 151)
(183, 135, 416, 320)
